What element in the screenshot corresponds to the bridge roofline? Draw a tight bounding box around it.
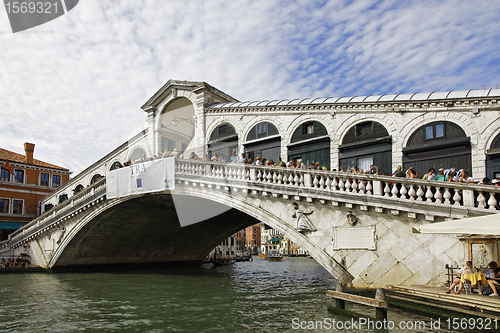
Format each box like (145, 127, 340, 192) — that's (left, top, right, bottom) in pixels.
(141, 80, 239, 110)
(207, 88, 500, 109)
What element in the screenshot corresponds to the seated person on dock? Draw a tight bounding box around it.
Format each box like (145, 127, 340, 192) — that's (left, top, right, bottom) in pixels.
(486, 261, 500, 296)
(446, 261, 474, 294)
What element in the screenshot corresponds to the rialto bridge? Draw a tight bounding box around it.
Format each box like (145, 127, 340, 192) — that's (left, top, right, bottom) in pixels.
(2, 80, 500, 288)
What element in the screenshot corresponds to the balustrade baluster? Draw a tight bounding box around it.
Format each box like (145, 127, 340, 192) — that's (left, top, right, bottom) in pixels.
(325, 176, 331, 190)
(443, 187, 451, 204)
(319, 176, 325, 189)
(345, 179, 352, 192)
(477, 191, 486, 208)
(351, 180, 358, 193)
(408, 185, 416, 200)
(453, 190, 461, 206)
(384, 182, 391, 197)
(287, 173, 294, 185)
(294, 174, 299, 186)
(267, 171, 273, 183)
(366, 181, 372, 195)
(416, 185, 424, 201)
(339, 178, 345, 191)
(358, 180, 365, 194)
(488, 192, 498, 210)
(391, 183, 399, 197)
(400, 184, 407, 199)
(425, 186, 434, 202)
(313, 175, 319, 188)
(257, 170, 262, 182)
(433, 187, 442, 203)
(332, 178, 338, 191)
(273, 171, 278, 184)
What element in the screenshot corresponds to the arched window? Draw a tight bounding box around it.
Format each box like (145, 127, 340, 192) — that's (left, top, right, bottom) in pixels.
(109, 161, 122, 170)
(90, 174, 102, 185)
(244, 122, 281, 162)
(208, 123, 238, 159)
(403, 121, 471, 175)
(288, 121, 330, 169)
(73, 184, 84, 194)
(129, 147, 147, 162)
(339, 121, 391, 174)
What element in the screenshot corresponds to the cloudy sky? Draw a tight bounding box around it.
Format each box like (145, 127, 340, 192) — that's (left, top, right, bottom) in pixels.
(1, 0, 499, 175)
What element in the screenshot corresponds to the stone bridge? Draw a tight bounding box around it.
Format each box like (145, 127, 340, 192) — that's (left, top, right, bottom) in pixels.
(1, 157, 499, 288)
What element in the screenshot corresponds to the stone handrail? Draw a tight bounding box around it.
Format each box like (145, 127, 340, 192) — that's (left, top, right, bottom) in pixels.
(7, 177, 107, 243)
(174, 159, 500, 211)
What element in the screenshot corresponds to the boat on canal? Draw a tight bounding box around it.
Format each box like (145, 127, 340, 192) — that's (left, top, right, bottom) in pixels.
(265, 249, 283, 261)
(210, 257, 236, 266)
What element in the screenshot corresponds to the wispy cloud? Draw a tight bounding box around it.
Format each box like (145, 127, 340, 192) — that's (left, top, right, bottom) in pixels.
(0, 0, 499, 174)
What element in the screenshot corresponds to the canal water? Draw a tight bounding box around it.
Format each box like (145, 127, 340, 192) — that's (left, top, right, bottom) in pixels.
(1, 257, 449, 332)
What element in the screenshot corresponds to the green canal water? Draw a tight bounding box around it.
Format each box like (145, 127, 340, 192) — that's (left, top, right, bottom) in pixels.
(1, 257, 451, 332)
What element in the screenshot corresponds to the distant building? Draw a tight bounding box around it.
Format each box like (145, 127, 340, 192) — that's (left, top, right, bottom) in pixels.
(0, 143, 70, 240)
(245, 223, 261, 254)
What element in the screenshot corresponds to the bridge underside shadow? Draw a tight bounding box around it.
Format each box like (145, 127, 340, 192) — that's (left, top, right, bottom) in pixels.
(53, 194, 259, 268)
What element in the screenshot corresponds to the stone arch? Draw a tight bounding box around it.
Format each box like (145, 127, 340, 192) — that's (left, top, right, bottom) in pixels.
(285, 115, 333, 146)
(483, 121, 500, 180)
(400, 113, 478, 148)
(242, 117, 284, 142)
(156, 97, 196, 156)
(109, 161, 123, 171)
(286, 116, 332, 169)
(336, 117, 394, 174)
(242, 118, 283, 163)
(336, 115, 397, 147)
(206, 117, 241, 142)
(127, 145, 148, 162)
(48, 190, 352, 284)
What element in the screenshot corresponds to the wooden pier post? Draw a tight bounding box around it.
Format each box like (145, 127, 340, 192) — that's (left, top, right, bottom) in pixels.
(335, 283, 345, 309)
(375, 288, 387, 321)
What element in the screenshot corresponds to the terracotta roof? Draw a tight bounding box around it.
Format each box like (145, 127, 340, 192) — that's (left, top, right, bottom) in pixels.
(0, 147, 69, 171)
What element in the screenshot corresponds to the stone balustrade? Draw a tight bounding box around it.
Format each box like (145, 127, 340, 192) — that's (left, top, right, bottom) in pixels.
(7, 178, 107, 247)
(175, 159, 500, 212)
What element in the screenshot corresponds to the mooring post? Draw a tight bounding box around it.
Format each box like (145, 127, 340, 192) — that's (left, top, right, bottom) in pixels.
(335, 283, 345, 309)
(375, 288, 387, 321)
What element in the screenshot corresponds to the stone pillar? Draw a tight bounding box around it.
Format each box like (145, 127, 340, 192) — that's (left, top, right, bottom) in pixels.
(144, 106, 156, 157)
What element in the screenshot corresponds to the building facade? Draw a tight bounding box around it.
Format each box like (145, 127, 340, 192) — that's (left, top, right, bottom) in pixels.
(0, 143, 70, 240)
(245, 223, 261, 254)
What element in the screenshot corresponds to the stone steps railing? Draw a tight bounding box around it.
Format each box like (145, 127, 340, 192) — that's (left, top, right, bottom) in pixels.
(6, 178, 107, 245)
(175, 160, 500, 211)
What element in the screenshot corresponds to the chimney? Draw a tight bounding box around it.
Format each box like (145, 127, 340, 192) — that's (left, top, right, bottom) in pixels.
(24, 142, 35, 164)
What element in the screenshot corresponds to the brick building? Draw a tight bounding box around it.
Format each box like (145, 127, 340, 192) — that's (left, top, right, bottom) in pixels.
(0, 143, 71, 240)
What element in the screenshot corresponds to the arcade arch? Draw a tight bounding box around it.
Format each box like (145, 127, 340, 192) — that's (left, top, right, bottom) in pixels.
(288, 121, 330, 169)
(338, 121, 392, 174)
(208, 122, 238, 160)
(403, 121, 471, 175)
(244, 121, 281, 163)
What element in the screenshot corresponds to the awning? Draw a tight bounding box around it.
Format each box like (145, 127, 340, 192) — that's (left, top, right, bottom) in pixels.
(413, 213, 500, 235)
(0, 222, 27, 230)
(268, 237, 282, 242)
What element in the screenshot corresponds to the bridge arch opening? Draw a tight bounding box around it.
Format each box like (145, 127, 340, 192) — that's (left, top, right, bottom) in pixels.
(208, 122, 238, 160)
(244, 121, 281, 163)
(338, 121, 392, 174)
(158, 97, 195, 157)
(403, 121, 471, 176)
(288, 121, 330, 169)
(48, 191, 350, 284)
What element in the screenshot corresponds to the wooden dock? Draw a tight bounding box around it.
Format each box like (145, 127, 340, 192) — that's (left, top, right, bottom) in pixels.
(386, 285, 500, 319)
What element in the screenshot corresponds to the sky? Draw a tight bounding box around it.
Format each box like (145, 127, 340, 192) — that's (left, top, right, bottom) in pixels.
(1, 0, 499, 176)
